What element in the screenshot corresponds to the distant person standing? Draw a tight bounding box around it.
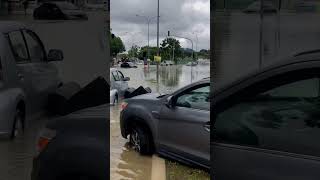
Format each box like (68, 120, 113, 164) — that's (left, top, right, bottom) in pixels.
(22, 0, 28, 16)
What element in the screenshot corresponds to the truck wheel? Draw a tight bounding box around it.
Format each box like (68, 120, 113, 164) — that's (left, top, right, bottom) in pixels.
(129, 125, 153, 155)
(10, 109, 24, 139)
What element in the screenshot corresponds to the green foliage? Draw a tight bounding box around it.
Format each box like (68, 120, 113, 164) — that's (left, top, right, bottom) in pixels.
(110, 33, 125, 57)
(160, 38, 182, 63)
(138, 46, 158, 60)
(128, 45, 139, 58)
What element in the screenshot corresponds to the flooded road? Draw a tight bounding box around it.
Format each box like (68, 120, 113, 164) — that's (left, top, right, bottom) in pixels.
(0, 116, 49, 180)
(110, 64, 210, 180)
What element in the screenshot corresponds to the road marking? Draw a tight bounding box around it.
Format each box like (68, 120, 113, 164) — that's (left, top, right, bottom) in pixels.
(151, 155, 166, 180)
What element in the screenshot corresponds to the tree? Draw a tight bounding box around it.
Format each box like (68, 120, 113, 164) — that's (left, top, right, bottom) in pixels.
(110, 33, 125, 57)
(138, 46, 158, 60)
(160, 38, 182, 63)
(128, 45, 139, 58)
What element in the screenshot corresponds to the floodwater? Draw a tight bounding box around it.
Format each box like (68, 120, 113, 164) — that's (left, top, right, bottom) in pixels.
(110, 64, 210, 179)
(0, 116, 49, 180)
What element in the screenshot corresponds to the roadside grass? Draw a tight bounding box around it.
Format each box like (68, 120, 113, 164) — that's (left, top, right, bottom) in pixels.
(166, 161, 210, 180)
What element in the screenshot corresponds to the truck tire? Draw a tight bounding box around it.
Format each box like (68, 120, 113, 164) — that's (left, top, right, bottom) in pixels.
(10, 108, 24, 139)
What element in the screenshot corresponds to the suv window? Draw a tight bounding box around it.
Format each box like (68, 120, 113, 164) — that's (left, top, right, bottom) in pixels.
(22, 30, 46, 62)
(117, 70, 124, 80)
(176, 84, 210, 111)
(215, 77, 320, 157)
(8, 31, 29, 62)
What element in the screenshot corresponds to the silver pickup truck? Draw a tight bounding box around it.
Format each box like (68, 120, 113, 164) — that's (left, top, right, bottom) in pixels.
(0, 21, 63, 139)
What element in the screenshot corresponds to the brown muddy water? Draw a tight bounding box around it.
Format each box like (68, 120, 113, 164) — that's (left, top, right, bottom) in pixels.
(110, 64, 210, 180)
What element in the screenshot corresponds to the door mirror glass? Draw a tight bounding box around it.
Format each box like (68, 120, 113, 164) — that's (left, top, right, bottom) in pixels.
(123, 77, 130, 81)
(48, 49, 63, 61)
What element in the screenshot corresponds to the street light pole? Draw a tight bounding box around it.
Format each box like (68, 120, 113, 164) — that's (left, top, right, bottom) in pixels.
(156, 0, 160, 93)
(136, 15, 157, 61)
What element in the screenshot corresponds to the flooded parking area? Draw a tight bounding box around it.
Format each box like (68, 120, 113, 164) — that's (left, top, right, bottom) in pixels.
(110, 64, 210, 179)
(0, 115, 49, 180)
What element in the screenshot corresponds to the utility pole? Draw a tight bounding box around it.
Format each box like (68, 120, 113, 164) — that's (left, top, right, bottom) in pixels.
(136, 15, 157, 60)
(156, 0, 160, 93)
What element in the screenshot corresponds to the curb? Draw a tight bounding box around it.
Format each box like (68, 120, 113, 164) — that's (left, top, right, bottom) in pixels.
(151, 155, 166, 180)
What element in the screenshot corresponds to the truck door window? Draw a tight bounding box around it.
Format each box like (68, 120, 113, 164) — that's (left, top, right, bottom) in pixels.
(112, 71, 120, 81)
(22, 30, 46, 62)
(8, 31, 29, 62)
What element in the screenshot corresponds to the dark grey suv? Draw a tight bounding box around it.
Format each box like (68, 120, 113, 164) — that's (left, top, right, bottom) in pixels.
(213, 53, 320, 180)
(120, 78, 210, 169)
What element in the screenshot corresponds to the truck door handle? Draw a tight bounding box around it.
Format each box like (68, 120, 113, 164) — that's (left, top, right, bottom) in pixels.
(204, 122, 210, 132)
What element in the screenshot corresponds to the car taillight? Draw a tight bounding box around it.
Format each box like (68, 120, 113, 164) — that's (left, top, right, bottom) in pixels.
(36, 128, 56, 154)
(121, 102, 128, 111)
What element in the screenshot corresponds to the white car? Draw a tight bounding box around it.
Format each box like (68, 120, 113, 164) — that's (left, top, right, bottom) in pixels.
(110, 68, 130, 105)
(160, 60, 174, 66)
(0, 22, 63, 139)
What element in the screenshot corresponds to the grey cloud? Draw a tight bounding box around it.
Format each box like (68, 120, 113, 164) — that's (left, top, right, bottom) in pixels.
(111, 0, 209, 51)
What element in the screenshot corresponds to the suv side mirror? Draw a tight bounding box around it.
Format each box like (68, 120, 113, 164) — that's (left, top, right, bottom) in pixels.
(48, 49, 63, 61)
(123, 77, 130, 81)
(165, 95, 175, 108)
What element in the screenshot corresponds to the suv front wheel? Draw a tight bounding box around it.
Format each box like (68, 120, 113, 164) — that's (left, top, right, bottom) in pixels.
(129, 125, 153, 155)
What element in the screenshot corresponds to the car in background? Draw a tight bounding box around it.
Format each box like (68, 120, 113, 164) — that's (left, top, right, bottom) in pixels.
(120, 62, 137, 68)
(160, 60, 174, 66)
(120, 78, 210, 170)
(31, 104, 108, 180)
(110, 68, 129, 98)
(186, 61, 198, 66)
(0, 22, 63, 139)
(243, 0, 277, 13)
(212, 52, 320, 180)
(33, 1, 88, 20)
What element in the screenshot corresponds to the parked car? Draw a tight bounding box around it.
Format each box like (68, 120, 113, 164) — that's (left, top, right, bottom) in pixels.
(186, 61, 198, 66)
(120, 78, 210, 169)
(33, 1, 88, 20)
(120, 62, 137, 68)
(243, 0, 277, 13)
(213, 52, 320, 180)
(110, 68, 129, 98)
(31, 104, 108, 180)
(0, 22, 63, 139)
(160, 60, 174, 66)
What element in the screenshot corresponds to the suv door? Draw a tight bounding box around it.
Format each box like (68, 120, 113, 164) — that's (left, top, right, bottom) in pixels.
(7, 30, 37, 113)
(117, 70, 128, 93)
(159, 83, 210, 167)
(22, 29, 60, 110)
(213, 69, 320, 180)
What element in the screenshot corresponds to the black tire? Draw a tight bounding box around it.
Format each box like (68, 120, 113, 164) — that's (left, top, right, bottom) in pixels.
(129, 125, 153, 155)
(10, 108, 24, 139)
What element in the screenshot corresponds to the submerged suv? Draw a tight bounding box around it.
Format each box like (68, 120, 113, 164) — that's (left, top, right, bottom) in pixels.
(120, 78, 210, 169)
(0, 22, 63, 138)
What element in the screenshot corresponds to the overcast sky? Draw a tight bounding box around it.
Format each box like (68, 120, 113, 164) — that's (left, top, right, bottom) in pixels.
(110, 0, 210, 52)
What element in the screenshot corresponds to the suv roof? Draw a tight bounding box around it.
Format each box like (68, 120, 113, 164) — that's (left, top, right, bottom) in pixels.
(216, 51, 320, 94)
